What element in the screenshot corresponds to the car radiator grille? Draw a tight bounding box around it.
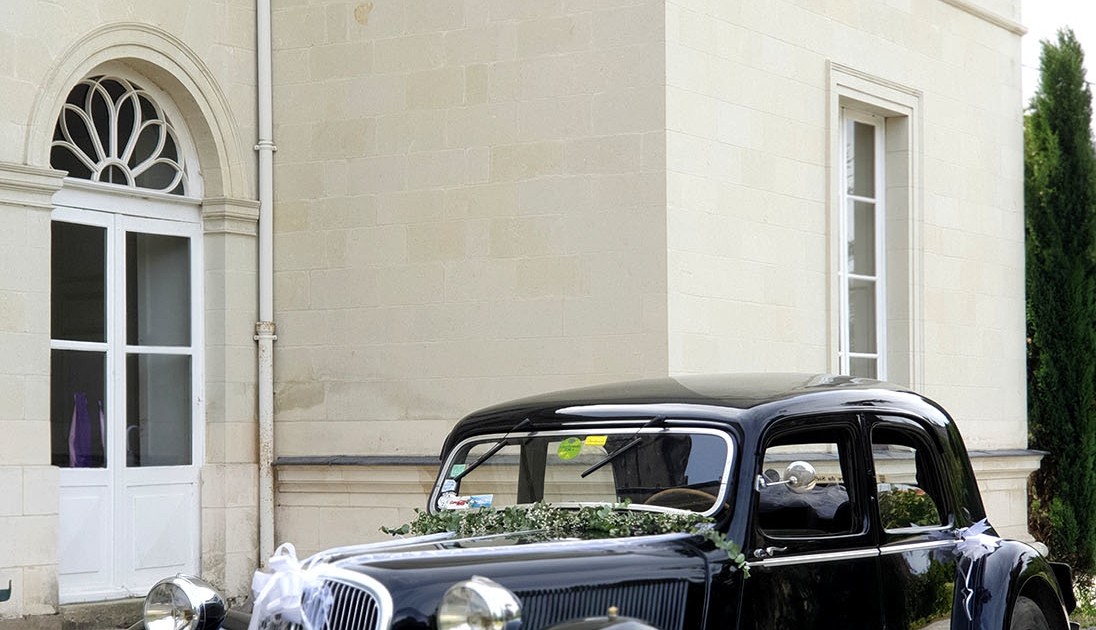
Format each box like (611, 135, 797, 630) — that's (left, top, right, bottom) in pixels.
(516, 580, 689, 630)
(286, 579, 383, 630)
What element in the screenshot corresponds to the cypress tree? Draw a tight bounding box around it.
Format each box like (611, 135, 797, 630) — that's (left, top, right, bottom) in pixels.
(1026, 28, 1096, 572)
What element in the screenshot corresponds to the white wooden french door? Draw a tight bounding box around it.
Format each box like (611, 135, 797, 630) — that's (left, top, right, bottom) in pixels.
(52, 188, 203, 603)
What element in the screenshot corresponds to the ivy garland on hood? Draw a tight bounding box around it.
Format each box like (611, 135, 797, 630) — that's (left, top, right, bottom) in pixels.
(382, 501, 750, 576)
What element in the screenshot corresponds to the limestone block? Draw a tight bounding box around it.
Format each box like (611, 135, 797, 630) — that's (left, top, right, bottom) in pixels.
(225, 508, 258, 554)
(406, 68, 466, 110)
(446, 103, 519, 148)
(406, 149, 468, 189)
(444, 24, 518, 65)
(310, 41, 373, 82)
(0, 421, 47, 467)
(516, 14, 592, 58)
(517, 175, 591, 216)
(224, 551, 256, 599)
(444, 183, 517, 219)
(20, 467, 56, 516)
(564, 134, 643, 174)
(489, 142, 563, 181)
(311, 119, 375, 160)
(591, 1, 663, 48)
(518, 96, 591, 142)
(0, 468, 21, 517)
(21, 564, 56, 616)
(346, 155, 407, 195)
(488, 216, 563, 258)
(374, 263, 445, 302)
(374, 33, 444, 74)
(376, 110, 446, 154)
(592, 87, 662, 135)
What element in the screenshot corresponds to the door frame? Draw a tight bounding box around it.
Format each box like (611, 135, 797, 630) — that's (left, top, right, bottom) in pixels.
(53, 183, 204, 603)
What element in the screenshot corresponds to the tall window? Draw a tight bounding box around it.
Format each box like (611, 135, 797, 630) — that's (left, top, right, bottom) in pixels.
(839, 110, 886, 379)
(50, 69, 203, 598)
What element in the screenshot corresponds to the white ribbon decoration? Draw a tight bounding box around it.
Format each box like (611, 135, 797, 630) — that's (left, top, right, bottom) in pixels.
(954, 519, 1002, 621)
(247, 543, 333, 630)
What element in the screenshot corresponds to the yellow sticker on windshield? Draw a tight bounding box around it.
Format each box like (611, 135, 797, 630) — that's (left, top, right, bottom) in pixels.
(557, 437, 582, 460)
(584, 435, 607, 447)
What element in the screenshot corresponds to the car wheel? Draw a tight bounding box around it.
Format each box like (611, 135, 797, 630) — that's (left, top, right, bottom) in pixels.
(1009, 595, 1050, 630)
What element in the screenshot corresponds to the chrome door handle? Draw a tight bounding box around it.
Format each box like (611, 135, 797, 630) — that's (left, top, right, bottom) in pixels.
(753, 546, 788, 559)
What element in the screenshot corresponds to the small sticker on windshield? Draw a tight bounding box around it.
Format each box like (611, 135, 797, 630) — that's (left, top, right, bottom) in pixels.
(450, 463, 467, 477)
(469, 494, 493, 508)
(558, 437, 582, 460)
(585, 435, 607, 447)
(441, 479, 457, 493)
(438, 493, 470, 510)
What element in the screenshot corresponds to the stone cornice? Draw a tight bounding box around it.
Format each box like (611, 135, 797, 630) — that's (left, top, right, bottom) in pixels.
(938, 0, 1026, 36)
(0, 162, 64, 210)
(202, 196, 260, 236)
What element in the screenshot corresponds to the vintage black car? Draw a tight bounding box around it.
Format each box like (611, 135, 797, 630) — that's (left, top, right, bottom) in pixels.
(134, 374, 1078, 630)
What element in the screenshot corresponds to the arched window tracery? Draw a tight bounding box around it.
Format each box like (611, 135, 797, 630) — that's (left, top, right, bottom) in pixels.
(50, 75, 189, 195)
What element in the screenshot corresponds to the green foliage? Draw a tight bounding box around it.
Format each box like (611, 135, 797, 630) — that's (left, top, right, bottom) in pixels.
(382, 501, 749, 576)
(1026, 28, 1096, 573)
(878, 487, 939, 530)
(1070, 573, 1096, 625)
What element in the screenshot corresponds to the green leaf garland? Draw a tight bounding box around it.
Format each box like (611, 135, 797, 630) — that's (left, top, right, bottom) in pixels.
(382, 501, 749, 576)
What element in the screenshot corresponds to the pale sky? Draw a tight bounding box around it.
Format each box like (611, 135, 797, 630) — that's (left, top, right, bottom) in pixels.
(1021, 2, 1096, 109)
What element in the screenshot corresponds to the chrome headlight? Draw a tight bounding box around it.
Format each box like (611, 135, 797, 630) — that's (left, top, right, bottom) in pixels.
(437, 576, 521, 630)
(143, 575, 227, 630)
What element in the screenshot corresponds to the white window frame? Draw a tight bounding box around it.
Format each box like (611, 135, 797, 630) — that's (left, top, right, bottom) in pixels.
(838, 108, 887, 380)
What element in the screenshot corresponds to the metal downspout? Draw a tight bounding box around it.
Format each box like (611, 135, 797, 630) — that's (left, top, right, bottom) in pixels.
(255, 0, 277, 565)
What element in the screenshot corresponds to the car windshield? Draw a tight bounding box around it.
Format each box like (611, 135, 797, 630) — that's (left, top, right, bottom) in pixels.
(432, 427, 734, 516)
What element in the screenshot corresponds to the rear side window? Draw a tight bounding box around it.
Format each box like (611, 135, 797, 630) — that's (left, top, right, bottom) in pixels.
(871, 423, 948, 531)
(757, 426, 860, 537)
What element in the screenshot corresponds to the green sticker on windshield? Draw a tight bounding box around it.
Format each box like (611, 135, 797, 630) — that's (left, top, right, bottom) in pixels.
(557, 437, 582, 460)
(450, 463, 466, 477)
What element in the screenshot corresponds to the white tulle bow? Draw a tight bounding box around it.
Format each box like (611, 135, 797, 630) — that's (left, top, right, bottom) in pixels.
(956, 519, 1002, 561)
(954, 519, 1002, 621)
(247, 543, 333, 630)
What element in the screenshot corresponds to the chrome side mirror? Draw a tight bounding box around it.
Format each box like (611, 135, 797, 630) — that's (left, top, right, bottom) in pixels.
(755, 460, 817, 494)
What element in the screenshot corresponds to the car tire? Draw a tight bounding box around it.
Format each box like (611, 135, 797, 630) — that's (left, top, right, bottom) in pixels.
(1009, 595, 1050, 630)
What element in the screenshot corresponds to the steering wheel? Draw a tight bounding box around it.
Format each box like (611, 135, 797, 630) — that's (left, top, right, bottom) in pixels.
(643, 488, 719, 511)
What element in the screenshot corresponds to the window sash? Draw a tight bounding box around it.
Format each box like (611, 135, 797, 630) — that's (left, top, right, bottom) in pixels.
(839, 110, 886, 380)
(49, 205, 202, 470)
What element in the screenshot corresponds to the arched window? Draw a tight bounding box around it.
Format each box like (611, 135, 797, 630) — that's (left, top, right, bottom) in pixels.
(50, 75, 189, 195)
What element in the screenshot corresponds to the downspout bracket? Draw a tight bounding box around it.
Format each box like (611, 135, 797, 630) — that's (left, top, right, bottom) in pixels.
(254, 320, 277, 341)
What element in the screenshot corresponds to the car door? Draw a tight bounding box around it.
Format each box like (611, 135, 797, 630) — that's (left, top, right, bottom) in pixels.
(869, 415, 962, 630)
(740, 415, 884, 630)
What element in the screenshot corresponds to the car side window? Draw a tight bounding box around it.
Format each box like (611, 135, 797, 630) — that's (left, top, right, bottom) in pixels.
(757, 426, 859, 537)
(871, 423, 948, 531)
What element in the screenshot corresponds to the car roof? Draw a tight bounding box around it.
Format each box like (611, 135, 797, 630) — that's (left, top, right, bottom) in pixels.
(444, 373, 944, 453)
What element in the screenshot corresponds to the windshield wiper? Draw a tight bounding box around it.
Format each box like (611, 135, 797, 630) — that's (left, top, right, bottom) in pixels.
(580, 416, 666, 478)
(452, 418, 532, 481)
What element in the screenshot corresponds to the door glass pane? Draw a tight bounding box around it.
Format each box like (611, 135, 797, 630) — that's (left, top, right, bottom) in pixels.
(127, 232, 190, 346)
(845, 120, 875, 198)
(51, 350, 106, 468)
(52, 222, 106, 342)
(759, 439, 854, 536)
(872, 430, 945, 530)
(848, 278, 876, 353)
(847, 200, 875, 276)
(126, 353, 191, 466)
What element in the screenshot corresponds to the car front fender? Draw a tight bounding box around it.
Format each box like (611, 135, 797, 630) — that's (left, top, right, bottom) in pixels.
(975, 540, 1071, 630)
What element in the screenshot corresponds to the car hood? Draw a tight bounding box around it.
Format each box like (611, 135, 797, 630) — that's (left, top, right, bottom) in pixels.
(308, 531, 710, 630)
